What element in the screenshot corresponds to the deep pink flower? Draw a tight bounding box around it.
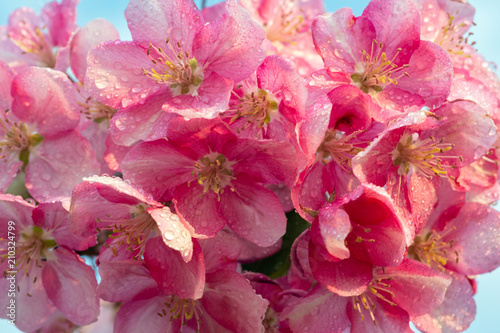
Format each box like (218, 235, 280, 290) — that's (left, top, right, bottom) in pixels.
(86, 0, 265, 120)
(222, 55, 307, 142)
(292, 85, 381, 220)
(353, 101, 497, 240)
(0, 194, 99, 332)
(307, 184, 409, 296)
(97, 234, 267, 333)
(408, 201, 500, 332)
(121, 118, 298, 247)
(281, 259, 451, 333)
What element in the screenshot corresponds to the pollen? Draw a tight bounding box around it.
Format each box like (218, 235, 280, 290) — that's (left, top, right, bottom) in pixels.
(8, 20, 56, 67)
(352, 275, 397, 326)
(264, 0, 305, 44)
(316, 129, 364, 170)
(98, 203, 158, 259)
(2, 225, 57, 294)
(391, 132, 457, 178)
(229, 89, 279, 132)
(0, 111, 43, 168)
(77, 86, 117, 123)
(157, 295, 202, 332)
(351, 39, 410, 94)
(435, 14, 475, 56)
(192, 153, 235, 200)
(408, 229, 459, 271)
(142, 38, 203, 96)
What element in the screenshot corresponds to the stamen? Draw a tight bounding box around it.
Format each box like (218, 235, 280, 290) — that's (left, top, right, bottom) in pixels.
(161, 295, 202, 332)
(435, 13, 474, 56)
(352, 40, 410, 93)
(142, 39, 203, 96)
(392, 132, 458, 178)
(228, 89, 279, 132)
(8, 21, 56, 67)
(316, 129, 364, 170)
(408, 227, 459, 271)
(264, 0, 305, 44)
(96, 204, 158, 259)
(192, 152, 235, 200)
(0, 111, 43, 168)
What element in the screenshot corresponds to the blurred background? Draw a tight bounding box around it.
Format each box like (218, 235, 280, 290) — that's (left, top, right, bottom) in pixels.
(0, 0, 499, 332)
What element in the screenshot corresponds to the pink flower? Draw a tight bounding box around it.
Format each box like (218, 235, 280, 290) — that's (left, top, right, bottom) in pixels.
(222, 55, 307, 142)
(0, 194, 99, 332)
(0, 0, 79, 71)
(353, 101, 497, 240)
(408, 201, 500, 332)
(1, 65, 99, 200)
(238, 0, 325, 75)
(292, 85, 381, 220)
(70, 175, 195, 261)
(281, 259, 451, 333)
(311, 0, 453, 113)
(97, 234, 268, 332)
(86, 0, 265, 119)
(307, 184, 409, 296)
(121, 118, 298, 247)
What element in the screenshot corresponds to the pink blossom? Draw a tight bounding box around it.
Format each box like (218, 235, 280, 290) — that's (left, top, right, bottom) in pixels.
(0, 0, 79, 71)
(70, 175, 194, 261)
(353, 101, 497, 240)
(2, 65, 99, 200)
(86, 0, 265, 119)
(238, 0, 325, 75)
(121, 118, 298, 247)
(0, 194, 99, 332)
(281, 259, 451, 333)
(311, 0, 453, 112)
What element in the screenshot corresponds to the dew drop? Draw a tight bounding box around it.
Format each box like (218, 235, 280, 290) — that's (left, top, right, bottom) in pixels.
(163, 230, 175, 241)
(95, 76, 110, 89)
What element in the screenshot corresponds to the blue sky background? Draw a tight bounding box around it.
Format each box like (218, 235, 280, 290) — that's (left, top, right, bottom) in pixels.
(0, 0, 499, 332)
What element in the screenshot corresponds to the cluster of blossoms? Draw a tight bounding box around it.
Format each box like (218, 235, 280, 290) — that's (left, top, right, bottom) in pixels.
(1, 0, 500, 332)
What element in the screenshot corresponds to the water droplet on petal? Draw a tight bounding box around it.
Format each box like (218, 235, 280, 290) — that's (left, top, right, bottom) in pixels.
(163, 230, 175, 241)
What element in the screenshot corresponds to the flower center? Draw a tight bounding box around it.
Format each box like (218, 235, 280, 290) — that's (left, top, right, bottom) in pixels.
(264, 0, 305, 44)
(392, 132, 456, 178)
(351, 39, 410, 94)
(408, 230, 458, 272)
(8, 20, 56, 67)
(192, 153, 235, 199)
(0, 112, 43, 168)
(78, 91, 117, 123)
(435, 14, 474, 56)
(2, 226, 56, 296)
(263, 307, 279, 333)
(352, 275, 397, 326)
(316, 129, 363, 170)
(142, 38, 203, 96)
(229, 89, 279, 131)
(157, 295, 201, 332)
(98, 204, 158, 259)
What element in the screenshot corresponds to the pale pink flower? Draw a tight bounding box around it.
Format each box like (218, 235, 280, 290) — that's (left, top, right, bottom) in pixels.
(0, 194, 99, 332)
(0, 0, 79, 71)
(1, 65, 99, 200)
(86, 0, 265, 119)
